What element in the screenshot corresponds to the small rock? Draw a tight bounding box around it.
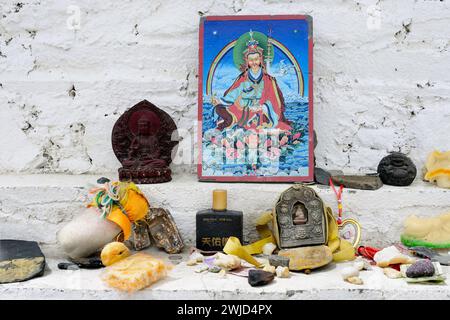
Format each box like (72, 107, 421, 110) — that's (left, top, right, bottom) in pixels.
(409, 246, 450, 266)
(263, 265, 276, 274)
(248, 269, 275, 287)
(189, 251, 204, 263)
(268, 255, 290, 268)
(262, 243, 277, 255)
(214, 253, 241, 271)
(362, 260, 372, 271)
(314, 167, 331, 185)
(406, 260, 435, 278)
(383, 267, 403, 279)
(275, 266, 290, 278)
(186, 259, 197, 266)
(279, 245, 333, 271)
(374, 245, 415, 267)
(0, 240, 46, 284)
(168, 255, 183, 265)
(409, 246, 436, 260)
(218, 269, 227, 278)
(353, 257, 365, 271)
(341, 266, 359, 280)
(57, 262, 79, 270)
(330, 174, 383, 190)
(208, 265, 222, 273)
(97, 177, 110, 184)
(328, 170, 344, 176)
(345, 276, 363, 285)
(195, 265, 209, 273)
(70, 256, 104, 269)
(353, 256, 372, 270)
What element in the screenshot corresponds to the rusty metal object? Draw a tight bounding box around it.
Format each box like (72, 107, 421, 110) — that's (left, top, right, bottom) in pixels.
(146, 208, 184, 254)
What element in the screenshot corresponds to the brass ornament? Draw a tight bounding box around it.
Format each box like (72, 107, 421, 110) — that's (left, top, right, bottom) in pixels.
(273, 184, 327, 248)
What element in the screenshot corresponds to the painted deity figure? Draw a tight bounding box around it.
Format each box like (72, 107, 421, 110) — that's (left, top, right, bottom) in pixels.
(212, 31, 291, 132)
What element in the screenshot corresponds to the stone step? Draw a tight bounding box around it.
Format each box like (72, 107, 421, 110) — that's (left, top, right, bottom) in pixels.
(1, 174, 450, 258)
(1, 247, 449, 300)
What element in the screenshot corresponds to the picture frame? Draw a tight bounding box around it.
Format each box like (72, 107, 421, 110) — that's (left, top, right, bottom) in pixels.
(198, 15, 314, 182)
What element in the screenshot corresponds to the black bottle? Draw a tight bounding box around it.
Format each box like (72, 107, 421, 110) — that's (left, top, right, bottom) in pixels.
(196, 189, 243, 251)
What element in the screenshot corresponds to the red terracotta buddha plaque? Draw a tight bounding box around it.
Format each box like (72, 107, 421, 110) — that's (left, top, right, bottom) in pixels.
(112, 100, 178, 184)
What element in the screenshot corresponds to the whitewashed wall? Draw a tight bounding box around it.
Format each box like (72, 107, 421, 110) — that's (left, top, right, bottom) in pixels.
(0, 0, 449, 175)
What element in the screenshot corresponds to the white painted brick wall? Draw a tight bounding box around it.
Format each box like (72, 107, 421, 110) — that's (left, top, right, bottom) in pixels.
(0, 0, 449, 175)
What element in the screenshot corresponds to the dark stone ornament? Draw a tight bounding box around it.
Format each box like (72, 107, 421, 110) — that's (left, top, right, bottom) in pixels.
(0, 240, 46, 284)
(409, 246, 450, 266)
(248, 269, 275, 287)
(314, 167, 331, 185)
(377, 152, 417, 186)
(330, 173, 383, 190)
(57, 262, 79, 270)
(58, 255, 104, 270)
(70, 255, 104, 269)
(268, 255, 290, 268)
(112, 100, 179, 184)
(406, 260, 435, 278)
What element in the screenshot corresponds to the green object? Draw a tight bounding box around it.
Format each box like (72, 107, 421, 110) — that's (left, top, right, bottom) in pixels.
(233, 31, 273, 70)
(401, 234, 450, 249)
(405, 275, 446, 284)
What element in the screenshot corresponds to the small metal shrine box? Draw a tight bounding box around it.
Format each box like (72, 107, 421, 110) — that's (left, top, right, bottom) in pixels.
(273, 185, 327, 248)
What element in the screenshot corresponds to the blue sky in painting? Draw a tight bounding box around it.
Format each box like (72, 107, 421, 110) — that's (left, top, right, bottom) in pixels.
(202, 18, 310, 101)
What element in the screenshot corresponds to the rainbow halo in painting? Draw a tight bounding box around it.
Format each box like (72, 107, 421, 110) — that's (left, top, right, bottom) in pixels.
(198, 16, 313, 182)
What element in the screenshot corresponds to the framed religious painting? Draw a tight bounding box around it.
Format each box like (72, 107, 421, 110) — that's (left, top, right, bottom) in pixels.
(198, 15, 313, 182)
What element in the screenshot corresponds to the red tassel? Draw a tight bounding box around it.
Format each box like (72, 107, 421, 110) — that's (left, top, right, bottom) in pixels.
(357, 246, 380, 260)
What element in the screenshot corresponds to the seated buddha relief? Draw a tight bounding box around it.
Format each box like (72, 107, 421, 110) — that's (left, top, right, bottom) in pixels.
(292, 202, 308, 225)
(123, 112, 166, 169)
(112, 100, 179, 184)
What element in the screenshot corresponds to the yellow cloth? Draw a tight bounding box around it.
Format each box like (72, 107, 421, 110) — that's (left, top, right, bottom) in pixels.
(223, 210, 275, 267)
(108, 188, 149, 240)
(424, 150, 450, 188)
(224, 205, 355, 267)
(223, 237, 267, 267)
(119, 188, 149, 222)
(425, 168, 450, 180)
(325, 206, 356, 262)
(107, 208, 133, 240)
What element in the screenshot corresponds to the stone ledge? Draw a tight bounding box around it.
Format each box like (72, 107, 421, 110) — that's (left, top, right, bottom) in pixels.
(1, 177, 450, 300)
(1, 247, 449, 300)
(0, 174, 450, 256)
